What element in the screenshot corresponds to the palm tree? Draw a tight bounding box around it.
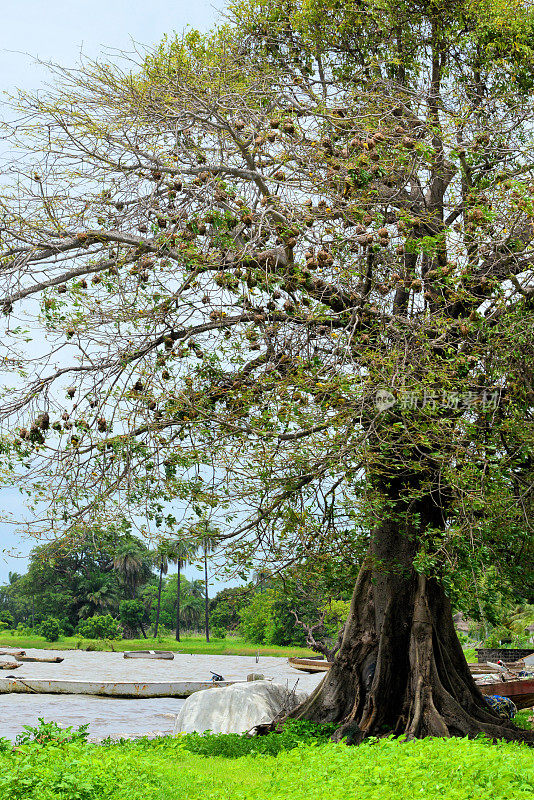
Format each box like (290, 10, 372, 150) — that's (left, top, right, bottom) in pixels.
(200, 533, 219, 643)
(112, 538, 152, 598)
(171, 538, 199, 641)
(152, 541, 172, 638)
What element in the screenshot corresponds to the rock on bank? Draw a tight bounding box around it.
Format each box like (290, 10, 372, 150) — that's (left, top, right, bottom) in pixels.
(173, 680, 308, 735)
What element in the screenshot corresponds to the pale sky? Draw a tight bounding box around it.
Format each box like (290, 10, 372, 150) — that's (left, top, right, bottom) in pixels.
(0, 0, 227, 583)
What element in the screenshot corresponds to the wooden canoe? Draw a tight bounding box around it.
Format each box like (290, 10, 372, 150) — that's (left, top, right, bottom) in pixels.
(479, 678, 534, 710)
(14, 655, 64, 664)
(0, 650, 25, 657)
(0, 661, 21, 670)
(0, 677, 237, 697)
(123, 650, 174, 660)
(288, 657, 332, 673)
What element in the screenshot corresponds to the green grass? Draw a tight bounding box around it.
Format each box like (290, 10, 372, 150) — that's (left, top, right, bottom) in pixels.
(0, 730, 532, 800)
(0, 633, 315, 658)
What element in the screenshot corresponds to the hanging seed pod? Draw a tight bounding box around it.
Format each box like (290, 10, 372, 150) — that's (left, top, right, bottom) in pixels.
(97, 417, 107, 432)
(267, 132, 276, 143)
(133, 379, 144, 392)
(19, 428, 29, 440)
(283, 122, 295, 134)
(148, 400, 157, 410)
(377, 228, 389, 239)
(284, 300, 295, 313)
(67, 387, 76, 398)
(57, 284, 67, 294)
(402, 137, 416, 149)
(410, 279, 422, 291)
(273, 171, 286, 181)
(51, 421, 62, 431)
(92, 274, 101, 285)
(70, 435, 80, 447)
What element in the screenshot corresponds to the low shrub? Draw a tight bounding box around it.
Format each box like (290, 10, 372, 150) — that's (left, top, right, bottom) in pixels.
(77, 615, 122, 640)
(38, 617, 61, 642)
(181, 720, 337, 758)
(16, 718, 89, 747)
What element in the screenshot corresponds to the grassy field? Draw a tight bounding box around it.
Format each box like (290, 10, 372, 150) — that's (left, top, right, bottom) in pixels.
(0, 633, 315, 658)
(1, 724, 532, 800)
(0, 632, 482, 661)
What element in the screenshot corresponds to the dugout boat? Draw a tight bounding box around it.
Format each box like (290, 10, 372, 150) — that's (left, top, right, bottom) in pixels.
(14, 655, 64, 664)
(123, 650, 175, 660)
(288, 657, 332, 673)
(0, 677, 237, 698)
(478, 678, 534, 710)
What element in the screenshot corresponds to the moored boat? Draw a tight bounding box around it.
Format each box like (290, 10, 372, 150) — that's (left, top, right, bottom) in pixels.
(479, 678, 534, 710)
(288, 657, 332, 673)
(123, 650, 175, 660)
(0, 677, 237, 698)
(14, 655, 64, 663)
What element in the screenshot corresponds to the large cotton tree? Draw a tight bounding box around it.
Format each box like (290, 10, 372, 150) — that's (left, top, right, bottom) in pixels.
(0, 0, 533, 742)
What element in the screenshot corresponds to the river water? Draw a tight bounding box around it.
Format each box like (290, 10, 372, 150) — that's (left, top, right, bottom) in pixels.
(0, 648, 324, 741)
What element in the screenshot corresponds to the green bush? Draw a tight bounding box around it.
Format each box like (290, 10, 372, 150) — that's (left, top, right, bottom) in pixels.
(38, 617, 61, 642)
(238, 592, 275, 644)
(119, 599, 146, 631)
(210, 626, 226, 639)
(77, 614, 122, 640)
(0, 611, 14, 629)
(16, 718, 89, 747)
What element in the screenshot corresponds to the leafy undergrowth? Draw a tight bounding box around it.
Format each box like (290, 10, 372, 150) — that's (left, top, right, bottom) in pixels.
(0, 720, 532, 800)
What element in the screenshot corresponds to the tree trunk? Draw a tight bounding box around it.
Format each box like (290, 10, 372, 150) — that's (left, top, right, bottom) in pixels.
(175, 559, 181, 642)
(286, 498, 534, 745)
(154, 560, 164, 638)
(204, 549, 210, 643)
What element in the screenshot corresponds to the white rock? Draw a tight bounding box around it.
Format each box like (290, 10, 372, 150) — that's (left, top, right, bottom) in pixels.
(173, 680, 308, 735)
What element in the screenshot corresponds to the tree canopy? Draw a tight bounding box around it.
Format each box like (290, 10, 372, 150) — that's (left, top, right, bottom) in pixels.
(0, 0, 533, 742)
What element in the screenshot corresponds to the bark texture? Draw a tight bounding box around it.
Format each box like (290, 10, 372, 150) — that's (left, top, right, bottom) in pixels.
(287, 509, 534, 745)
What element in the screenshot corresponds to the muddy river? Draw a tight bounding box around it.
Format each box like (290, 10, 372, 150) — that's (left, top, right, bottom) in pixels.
(0, 648, 323, 741)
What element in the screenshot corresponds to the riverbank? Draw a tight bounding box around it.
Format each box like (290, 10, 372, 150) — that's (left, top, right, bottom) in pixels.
(2, 726, 533, 800)
(0, 633, 315, 657)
